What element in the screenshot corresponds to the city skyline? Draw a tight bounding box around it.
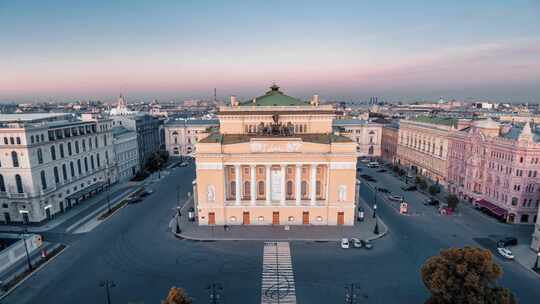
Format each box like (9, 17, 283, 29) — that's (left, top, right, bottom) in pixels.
(1, 0, 539, 102)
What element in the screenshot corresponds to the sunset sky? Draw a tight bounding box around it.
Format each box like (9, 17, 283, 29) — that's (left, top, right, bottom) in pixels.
(1, 0, 539, 103)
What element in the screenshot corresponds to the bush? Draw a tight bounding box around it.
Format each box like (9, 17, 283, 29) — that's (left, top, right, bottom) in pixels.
(428, 185, 439, 196)
(447, 194, 459, 210)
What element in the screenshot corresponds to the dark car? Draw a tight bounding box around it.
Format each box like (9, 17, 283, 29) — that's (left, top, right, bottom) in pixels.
(423, 199, 439, 206)
(356, 167, 362, 172)
(401, 185, 417, 191)
(178, 162, 188, 167)
(497, 237, 518, 247)
(376, 169, 387, 173)
(127, 197, 143, 204)
(360, 174, 371, 179)
(140, 189, 154, 197)
(360, 239, 373, 249)
(377, 187, 390, 193)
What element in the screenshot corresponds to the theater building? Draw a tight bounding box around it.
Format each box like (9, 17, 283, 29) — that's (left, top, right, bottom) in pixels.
(194, 85, 357, 226)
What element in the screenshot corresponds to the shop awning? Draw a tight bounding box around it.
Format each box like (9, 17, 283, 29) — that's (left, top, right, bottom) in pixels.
(475, 199, 508, 217)
(65, 182, 107, 201)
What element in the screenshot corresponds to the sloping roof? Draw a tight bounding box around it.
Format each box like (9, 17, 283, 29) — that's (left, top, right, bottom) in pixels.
(411, 116, 457, 127)
(239, 84, 309, 107)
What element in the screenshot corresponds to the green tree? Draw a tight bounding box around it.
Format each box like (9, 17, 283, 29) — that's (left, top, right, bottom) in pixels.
(428, 185, 439, 196)
(162, 287, 192, 304)
(421, 247, 516, 304)
(447, 194, 460, 210)
(417, 178, 427, 190)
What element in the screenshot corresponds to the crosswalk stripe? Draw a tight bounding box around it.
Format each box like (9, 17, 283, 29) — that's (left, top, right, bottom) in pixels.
(261, 242, 297, 304)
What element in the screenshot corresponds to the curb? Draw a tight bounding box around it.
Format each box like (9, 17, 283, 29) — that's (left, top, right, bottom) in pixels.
(0, 243, 67, 301)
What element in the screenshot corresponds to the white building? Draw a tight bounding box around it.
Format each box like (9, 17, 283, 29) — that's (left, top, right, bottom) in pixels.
(333, 119, 383, 157)
(112, 127, 139, 182)
(164, 119, 219, 157)
(0, 113, 116, 224)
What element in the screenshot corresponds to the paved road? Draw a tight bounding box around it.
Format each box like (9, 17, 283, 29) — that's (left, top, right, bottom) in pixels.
(3, 162, 540, 304)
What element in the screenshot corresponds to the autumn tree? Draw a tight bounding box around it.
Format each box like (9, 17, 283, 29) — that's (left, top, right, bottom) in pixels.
(163, 287, 192, 304)
(421, 247, 516, 304)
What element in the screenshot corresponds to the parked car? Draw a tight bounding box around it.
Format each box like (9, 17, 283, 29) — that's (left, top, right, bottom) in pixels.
(367, 162, 380, 168)
(140, 189, 154, 197)
(401, 185, 417, 191)
(360, 158, 370, 163)
(376, 169, 387, 173)
(356, 167, 362, 172)
(360, 174, 371, 179)
(341, 238, 350, 249)
(377, 187, 390, 193)
(178, 162, 188, 167)
(351, 238, 362, 248)
(360, 239, 373, 249)
(497, 247, 514, 260)
(423, 199, 439, 206)
(497, 237, 518, 247)
(388, 195, 404, 201)
(127, 197, 143, 204)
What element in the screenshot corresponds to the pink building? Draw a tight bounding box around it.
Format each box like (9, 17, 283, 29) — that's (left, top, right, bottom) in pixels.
(447, 118, 540, 225)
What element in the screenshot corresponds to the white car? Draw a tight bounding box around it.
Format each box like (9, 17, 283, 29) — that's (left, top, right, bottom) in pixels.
(367, 162, 380, 168)
(497, 247, 514, 260)
(360, 158, 370, 163)
(388, 195, 404, 201)
(341, 238, 350, 249)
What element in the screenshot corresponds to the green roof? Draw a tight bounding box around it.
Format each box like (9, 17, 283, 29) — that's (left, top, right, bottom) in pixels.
(239, 84, 309, 106)
(199, 133, 352, 145)
(411, 116, 457, 127)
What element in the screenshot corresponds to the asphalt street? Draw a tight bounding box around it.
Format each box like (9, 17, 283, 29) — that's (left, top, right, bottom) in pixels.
(2, 162, 540, 304)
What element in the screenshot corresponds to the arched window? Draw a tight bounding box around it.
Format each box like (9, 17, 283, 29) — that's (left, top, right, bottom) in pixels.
(40, 170, 47, 190)
(0, 174, 5, 192)
(75, 141, 79, 153)
(37, 148, 43, 164)
(439, 145, 443, 157)
(97, 153, 101, 167)
(90, 155, 95, 170)
(368, 146, 374, 155)
(59, 143, 65, 158)
(67, 142, 72, 155)
(301, 181, 308, 197)
(243, 181, 250, 199)
(70, 162, 75, 177)
(258, 181, 265, 196)
(286, 181, 293, 196)
(77, 159, 82, 175)
(230, 181, 236, 197)
(15, 174, 23, 193)
(316, 181, 321, 196)
(62, 164, 67, 180)
(16, 137, 20, 144)
(53, 167, 60, 184)
(11, 151, 19, 167)
(84, 157, 89, 172)
(50, 146, 56, 160)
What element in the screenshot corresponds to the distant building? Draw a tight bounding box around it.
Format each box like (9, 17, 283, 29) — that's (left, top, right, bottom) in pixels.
(447, 118, 540, 225)
(164, 119, 219, 157)
(111, 114, 161, 169)
(0, 113, 116, 224)
(533, 208, 540, 251)
(396, 117, 453, 185)
(333, 119, 382, 157)
(381, 123, 399, 163)
(112, 127, 139, 182)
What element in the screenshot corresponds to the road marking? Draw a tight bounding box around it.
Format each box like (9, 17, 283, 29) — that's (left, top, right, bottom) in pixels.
(261, 242, 296, 304)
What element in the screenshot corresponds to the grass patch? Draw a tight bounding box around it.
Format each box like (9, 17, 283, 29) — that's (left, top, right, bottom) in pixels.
(97, 200, 128, 221)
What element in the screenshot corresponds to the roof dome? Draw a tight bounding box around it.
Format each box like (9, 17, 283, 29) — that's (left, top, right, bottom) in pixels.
(472, 118, 499, 129)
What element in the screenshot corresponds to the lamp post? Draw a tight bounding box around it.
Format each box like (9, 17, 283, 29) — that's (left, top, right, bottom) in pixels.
(20, 227, 32, 271)
(99, 280, 115, 304)
(373, 217, 379, 235)
(372, 204, 377, 218)
(534, 250, 540, 271)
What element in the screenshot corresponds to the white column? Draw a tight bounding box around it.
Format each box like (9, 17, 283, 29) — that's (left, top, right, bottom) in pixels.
(250, 165, 256, 205)
(295, 164, 301, 205)
(265, 165, 271, 204)
(310, 164, 317, 205)
(280, 165, 286, 205)
(235, 164, 241, 205)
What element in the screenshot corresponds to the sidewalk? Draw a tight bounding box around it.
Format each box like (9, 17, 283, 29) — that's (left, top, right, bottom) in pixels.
(0, 180, 143, 233)
(171, 197, 388, 242)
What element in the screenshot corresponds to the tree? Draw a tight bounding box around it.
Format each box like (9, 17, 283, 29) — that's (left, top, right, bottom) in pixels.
(428, 185, 439, 196)
(421, 247, 516, 304)
(447, 194, 459, 210)
(163, 287, 192, 304)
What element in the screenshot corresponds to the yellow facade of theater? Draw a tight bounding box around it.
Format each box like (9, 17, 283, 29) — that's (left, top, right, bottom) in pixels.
(193, 85, 357, 226)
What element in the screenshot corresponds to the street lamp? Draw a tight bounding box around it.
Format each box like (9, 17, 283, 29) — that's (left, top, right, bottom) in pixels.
(372, 204, 377, 218)
(373, 217, 379, 235)
(20, 227, 32, 271)
(99, 280, 115, 304)
(533, 250, 540, 271)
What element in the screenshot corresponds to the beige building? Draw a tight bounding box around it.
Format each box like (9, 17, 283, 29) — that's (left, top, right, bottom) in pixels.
(333, 119, 382, 157)
(194, 85, 357, 226)
(396, 118, 452, 185)
(164, 119, 219, 157)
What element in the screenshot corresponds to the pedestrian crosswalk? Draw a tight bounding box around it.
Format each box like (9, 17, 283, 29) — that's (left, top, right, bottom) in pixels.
(261, 242, 297, 304)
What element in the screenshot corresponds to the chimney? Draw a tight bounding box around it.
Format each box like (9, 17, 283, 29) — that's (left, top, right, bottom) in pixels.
(230, 95, 238, 106)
